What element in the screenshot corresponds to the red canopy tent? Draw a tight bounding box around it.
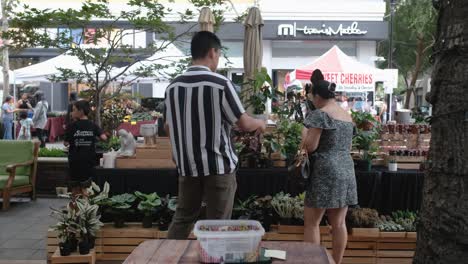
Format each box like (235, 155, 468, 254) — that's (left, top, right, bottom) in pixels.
(286, 45, 385, 92)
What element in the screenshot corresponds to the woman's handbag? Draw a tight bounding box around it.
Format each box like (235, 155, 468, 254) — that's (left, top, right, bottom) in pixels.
(288, 141, 311, 185)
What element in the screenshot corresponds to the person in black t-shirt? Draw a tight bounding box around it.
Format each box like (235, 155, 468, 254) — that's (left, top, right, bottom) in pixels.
(64, 100, 107, 197)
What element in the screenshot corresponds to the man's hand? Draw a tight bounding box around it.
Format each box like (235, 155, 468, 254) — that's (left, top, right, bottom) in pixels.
(254, 120, 267, 136)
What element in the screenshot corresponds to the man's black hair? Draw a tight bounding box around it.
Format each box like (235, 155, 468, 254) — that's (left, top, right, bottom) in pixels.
(191, 31, 221, 60)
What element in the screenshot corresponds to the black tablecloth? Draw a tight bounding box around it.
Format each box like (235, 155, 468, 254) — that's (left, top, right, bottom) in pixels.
(94, 167, 424, 213)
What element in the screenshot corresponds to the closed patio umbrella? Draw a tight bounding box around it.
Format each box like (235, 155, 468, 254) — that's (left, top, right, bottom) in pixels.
(198, 7, 215, 32)
(242, 7, 264, 104)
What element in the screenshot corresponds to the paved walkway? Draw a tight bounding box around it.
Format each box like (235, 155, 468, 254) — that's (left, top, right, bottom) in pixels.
(0, 197, 66, 263)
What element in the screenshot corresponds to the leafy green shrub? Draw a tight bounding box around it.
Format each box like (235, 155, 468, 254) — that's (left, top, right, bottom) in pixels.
(135, 191, 162, 217)
(38, 148, 67, 157)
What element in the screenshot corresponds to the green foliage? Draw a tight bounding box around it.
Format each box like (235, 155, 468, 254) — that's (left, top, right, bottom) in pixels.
(50, 203, 80, 243)
(102, 193, 136, 213)
(3, 0, 228, 126)
(353, 129, 379, 162)
(378, 211, 418, 232)
(271, 192, 295, 219)
(75, 198, 104, 238)
(86, 181, 110, 206)
(135, 191, 162, 216)
(242, 68, 282, 115)
(275, 119, 303, 160)
(377, 0, 436, 88)
(38, 148, 67, 157)
(96, 136, 120, 152)
(233, 195, 258, 219)
(346, 208, 381, 228)
(351, 110, 377, 129)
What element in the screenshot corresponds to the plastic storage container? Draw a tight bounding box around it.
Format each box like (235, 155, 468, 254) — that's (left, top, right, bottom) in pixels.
(193, 220, 265, 263)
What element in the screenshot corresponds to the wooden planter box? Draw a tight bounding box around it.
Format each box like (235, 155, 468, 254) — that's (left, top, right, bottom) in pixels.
(47, 225, 417, 263)
(37, 157, 69, 195)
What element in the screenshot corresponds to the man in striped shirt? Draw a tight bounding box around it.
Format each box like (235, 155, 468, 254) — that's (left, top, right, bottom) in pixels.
(164, 31, 266, 239)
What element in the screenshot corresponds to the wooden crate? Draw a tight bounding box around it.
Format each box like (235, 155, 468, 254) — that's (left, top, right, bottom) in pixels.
(47, 224, 417, 263)
(115, 156, 176, 169)
(51, 248, 96, 264)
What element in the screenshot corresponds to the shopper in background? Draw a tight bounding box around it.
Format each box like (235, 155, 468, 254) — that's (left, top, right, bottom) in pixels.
(64, 100, 107, 198)
(64, 92, 78, 130)
(2, 95, 18, 140)
(32, 91, 49, 148)
(16, 93, 33, 118)
(18, 111, 33, 140)
(301, 80, 357, 264)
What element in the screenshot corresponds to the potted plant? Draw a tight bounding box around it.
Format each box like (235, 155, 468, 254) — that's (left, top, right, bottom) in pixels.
(232, 195, 257, 220)
(50, 204, 80, 256)
(388, 156, 398, 171)
(271, 192, 295, 225)
(157, 195, 178, 231)
(242, 68, 282, 118)
(248, 195, 274, 232)
(353, 129, 379, 171)
(135, 191, 162, 228)
(101, 193, 136, 228)
(345, 208, 380, 236)
(75, 198, 103, 252)
(351, 110, 377, 131)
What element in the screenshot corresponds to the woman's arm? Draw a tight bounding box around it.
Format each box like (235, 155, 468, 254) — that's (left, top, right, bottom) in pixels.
(301, 127, 322, 153)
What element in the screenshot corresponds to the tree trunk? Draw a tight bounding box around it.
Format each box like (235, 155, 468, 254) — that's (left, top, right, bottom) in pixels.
(413, 1, 468, 263)
(404, 34, 424, 109)
(1, 0, 10, 103)
(94, 89, 102, 128)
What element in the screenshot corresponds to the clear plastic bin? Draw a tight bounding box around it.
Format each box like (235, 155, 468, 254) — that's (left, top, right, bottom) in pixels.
(193, 220, 265, 263)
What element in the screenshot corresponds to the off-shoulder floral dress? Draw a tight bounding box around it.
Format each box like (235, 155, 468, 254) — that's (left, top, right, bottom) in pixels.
(303, 109, 358, 208)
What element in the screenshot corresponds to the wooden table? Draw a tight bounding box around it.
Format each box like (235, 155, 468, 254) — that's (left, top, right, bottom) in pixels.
(123, 239, 333, 264)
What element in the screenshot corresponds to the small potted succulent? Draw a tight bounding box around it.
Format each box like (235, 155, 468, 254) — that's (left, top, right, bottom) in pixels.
(101, 193, 136, 228)
(345, 207, 381, 236)
(135, 191, 162, 228)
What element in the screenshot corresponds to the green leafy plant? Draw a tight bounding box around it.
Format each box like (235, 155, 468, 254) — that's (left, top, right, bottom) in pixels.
(96, 136, 120, 152)
(135, 191, 161, 217)
(247, 195, 274, 231)
(50, 203, 80, 244)
(86, 182, 110, 206)
(75, 198, 104, 240)
(233, 195, 257, 219)
(242, 68, 282, 115)
(353, 129, 379, 162)
(157, 195, 178, 231)
(103, 193, 136, 214)
(276, 119, 303, 161)
(271, 192, 296, 221)
(38, 148, 67, 157)
(292, 192, 305, 222)
(351, 110, 377, 131)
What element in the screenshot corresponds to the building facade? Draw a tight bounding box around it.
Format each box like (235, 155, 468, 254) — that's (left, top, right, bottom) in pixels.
(8, 0, 388, 101)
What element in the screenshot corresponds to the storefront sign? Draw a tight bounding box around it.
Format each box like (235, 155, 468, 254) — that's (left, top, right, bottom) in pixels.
(277, 22, 367, 37)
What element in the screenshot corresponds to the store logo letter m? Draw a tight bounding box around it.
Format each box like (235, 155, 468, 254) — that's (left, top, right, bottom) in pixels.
(278, 23, 295, 36)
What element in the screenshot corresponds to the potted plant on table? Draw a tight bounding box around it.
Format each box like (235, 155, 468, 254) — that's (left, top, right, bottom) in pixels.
(76, 198, 104, 254)
(351, 110, 378, 131)
(135, 191, 162, 228)
(388, 156, 398, 171)
(157, 195, 178, 231)
(353, 129, 379, 171)
(248, 195, 274, 232)
(242, 68, 282, 119)
(50, 204, 80, 256)
(271, 192, 296, 225)
(345, 208, 381, 236)
(102, 193, 136, 228)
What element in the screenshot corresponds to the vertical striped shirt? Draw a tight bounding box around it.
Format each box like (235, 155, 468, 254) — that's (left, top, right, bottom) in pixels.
(164, 65, 245, 177)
